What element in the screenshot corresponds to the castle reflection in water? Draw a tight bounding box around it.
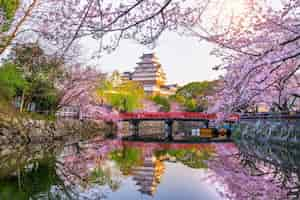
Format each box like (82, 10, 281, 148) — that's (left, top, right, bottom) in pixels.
(0, 136, 299, 200)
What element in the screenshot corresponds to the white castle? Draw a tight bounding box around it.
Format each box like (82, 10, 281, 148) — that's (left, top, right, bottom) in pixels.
(122, 53, 178, 96)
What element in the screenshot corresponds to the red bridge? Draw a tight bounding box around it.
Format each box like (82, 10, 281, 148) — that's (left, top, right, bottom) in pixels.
(118, 112, 240, 122)
(94, 112, 239, 122)
(117, 112, 239, 140)
(94, 112, 239, 141)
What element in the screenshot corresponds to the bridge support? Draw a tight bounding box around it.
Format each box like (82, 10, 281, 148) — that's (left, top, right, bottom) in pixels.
(130, 120, 140, 138)
(165, 120, 174, 141)
(204, 120, 210, 128)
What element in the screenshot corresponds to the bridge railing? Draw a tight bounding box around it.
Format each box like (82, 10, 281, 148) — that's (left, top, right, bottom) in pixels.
(240, 112, 300, 120)
(118, 112, 239, 121)
(118, 112, 213, 120)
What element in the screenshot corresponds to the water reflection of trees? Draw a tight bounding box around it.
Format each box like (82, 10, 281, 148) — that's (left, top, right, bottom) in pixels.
(236, 139, 300, 199)
(154, 148, 214, 169)
(109, 147, 143, 175)
(0, 158, 57, 200)
(88, 166, 121, 191)
(205, 143, 290, 200)
(0, 141, 217, 199)
(54, 139, 124, 199)
(59, 141, 218, 198)
(0, 138, 116, 199)
(0, 142, 78, 200)
(3, 137, 296, 200)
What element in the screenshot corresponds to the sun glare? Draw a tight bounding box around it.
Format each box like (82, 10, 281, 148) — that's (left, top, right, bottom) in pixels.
(223, 0, 247, 16)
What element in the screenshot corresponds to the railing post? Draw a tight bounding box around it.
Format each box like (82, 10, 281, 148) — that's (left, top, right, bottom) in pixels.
(165, 119, 174, 141)
(130, 120, 140, 138)
(204, 120, 209, 128)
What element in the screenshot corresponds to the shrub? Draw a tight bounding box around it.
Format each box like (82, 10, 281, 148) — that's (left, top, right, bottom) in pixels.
(152, 95, 170, 112)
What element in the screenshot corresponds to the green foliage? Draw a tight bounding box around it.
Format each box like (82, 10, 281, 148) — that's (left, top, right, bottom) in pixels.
(0, 158, 58, 200)
(27, 77, 60, 112)
(12, 44, 48, 74)
(169, 94, 185, 104)
(98, 77, 144, 112)
(24, 112, 56, 121)
(0, 0, 19, 20)
(109, 147, 142, 175)
(176, 81, 216, 98)
(0, 62, 28, 100)
(155, 148, 214, 169)
(0, 44, 64, 116)
(184, 98, 197, 112)
(109, 93, 139, 112)
(9, 43, 64, 113)
(151, 95, 170, 112)
(174, 81, 218, 112)
(89, 167, 120, 190)
(0, 0, 19, 32)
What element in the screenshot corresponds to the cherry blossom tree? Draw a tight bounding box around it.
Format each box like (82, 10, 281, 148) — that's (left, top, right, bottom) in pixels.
(4, 0, 255, 56)
(0, 0, 38, 55)
(3, 0, 300, 114)
(207, 1, 300, 112)
(33, 0, 300, 113)
(58, 65, 106, 116)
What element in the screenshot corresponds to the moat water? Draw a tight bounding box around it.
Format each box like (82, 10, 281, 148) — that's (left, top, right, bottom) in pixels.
(0, 134, 299, 200)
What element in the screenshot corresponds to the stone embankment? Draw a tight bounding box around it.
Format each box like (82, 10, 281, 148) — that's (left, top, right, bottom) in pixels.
(0, 117, 110, 145)
(234, 119, 300, 145)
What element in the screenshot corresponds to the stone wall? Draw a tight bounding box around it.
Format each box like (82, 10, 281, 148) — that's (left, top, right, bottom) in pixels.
(0, 118, 110, 145)
(234, 119, 300, 145)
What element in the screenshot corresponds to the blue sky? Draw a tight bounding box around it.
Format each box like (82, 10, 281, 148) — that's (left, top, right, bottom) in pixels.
(83, 32, 222, 86)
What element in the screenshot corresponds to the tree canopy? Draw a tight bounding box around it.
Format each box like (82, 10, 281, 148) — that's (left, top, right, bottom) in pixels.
(173, 81, 218, 112)
(0, 62, 27, 100)
(0, 0, 19, 21)
(5, 43, 64, 113)
(0, 0, 19, 32)
(151, 95, 170, 112)
(0, 0, 299, 113)
(97, 73, 144, 112)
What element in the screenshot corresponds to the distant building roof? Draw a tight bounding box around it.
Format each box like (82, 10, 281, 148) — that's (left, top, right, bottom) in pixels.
(121, 53, 178, 96)
(162, 84, 179, 89)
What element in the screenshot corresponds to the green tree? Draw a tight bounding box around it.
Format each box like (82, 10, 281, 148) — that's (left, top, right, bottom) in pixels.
(176, 81, 216, 99)
(97, 75, 144, 112)
(151, 95, 170, 112)
(0, 62, 27, 100)
(0, 0, 19, 31)
(184, 98, 197, 112)
(9, 43, 64, 113)
(0, 0, 19, 19)
(174, 81, 218, 112)
(27, 78, 60, 113)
